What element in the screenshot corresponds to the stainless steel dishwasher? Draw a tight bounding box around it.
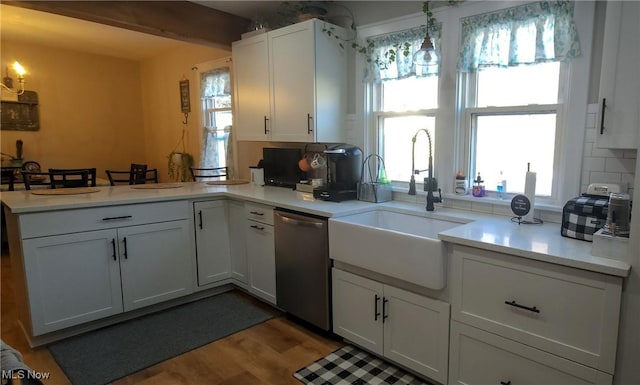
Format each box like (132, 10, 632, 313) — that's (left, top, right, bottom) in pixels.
(274, 209, 331, 331)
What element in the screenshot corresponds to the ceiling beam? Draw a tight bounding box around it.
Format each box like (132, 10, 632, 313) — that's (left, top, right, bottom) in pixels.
(3, 1, 251, 49)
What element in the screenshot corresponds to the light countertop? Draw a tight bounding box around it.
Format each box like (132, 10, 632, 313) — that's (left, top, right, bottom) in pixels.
(0, 182, 631, 278)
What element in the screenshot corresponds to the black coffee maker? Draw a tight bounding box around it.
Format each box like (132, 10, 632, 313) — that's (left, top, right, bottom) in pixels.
(313, 144, 362, 202)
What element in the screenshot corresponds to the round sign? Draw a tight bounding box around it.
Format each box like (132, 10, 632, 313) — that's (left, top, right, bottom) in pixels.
(511, 194, 531, 217)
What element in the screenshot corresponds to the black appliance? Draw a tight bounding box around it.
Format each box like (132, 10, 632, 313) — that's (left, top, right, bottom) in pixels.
(263, 147, 304, 188)
(313, 144, 362, 202)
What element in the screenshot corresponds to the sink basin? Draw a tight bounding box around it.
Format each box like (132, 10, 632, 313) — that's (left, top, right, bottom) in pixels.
(329, 209, 464, 290)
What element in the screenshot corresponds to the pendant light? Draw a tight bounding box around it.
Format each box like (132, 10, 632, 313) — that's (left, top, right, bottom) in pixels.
(413, 2, 439, 71)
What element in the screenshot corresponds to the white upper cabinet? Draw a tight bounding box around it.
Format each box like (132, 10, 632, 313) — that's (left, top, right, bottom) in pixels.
(233, 19, 347, 143)
(233, 34, 271, 141)
(596, 1, 640, 149)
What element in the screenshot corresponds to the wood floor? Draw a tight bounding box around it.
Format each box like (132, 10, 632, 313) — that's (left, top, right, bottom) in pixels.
(0, 249, 343, 385)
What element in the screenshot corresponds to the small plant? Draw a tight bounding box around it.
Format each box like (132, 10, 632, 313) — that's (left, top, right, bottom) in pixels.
(167, 125, 194, 182)
(167, 151, 194, 182)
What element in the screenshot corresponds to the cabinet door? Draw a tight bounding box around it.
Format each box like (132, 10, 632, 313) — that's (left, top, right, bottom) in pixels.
(332, 269, 384, 355)
(22, 229, 123, 335)
(232, 34, 271, 141)
(269, 21, 315, 142)
(194, 200, 231, 286)
(229, 200, 248, 285)
(449, 321, 613, 385)
(384, 285, 450, 384)
(596, 1, 639, 149)
(245, 220, 276, 304)
(119, 220, 193, 311)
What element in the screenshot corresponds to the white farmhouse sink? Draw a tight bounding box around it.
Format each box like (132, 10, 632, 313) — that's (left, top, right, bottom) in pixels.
(329, 209, 464, 290)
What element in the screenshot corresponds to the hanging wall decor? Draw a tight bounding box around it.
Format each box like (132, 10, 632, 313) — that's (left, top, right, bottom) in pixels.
(1, 90, 40, 131)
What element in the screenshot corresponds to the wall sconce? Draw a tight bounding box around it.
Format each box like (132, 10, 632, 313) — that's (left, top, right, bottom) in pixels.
(1, 61, 27, 96)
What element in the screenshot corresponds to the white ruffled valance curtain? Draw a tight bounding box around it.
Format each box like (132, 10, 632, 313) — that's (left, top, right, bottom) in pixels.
(366, 23, 441, 83)
(459, 1, 581, 72)
(200, 67, 234, 177)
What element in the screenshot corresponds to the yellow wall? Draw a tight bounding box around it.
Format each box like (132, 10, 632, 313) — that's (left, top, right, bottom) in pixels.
(1, 40, 145, 178)
(1, 39, 229, 182)
(139, 46, 229, 182)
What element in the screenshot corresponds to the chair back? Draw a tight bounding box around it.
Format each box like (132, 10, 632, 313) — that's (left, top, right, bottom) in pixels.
(106, 168, 158, 186)
(21, 170, 90, 190)
(49, 168, 97, 187)
(190, 167, 228, 181)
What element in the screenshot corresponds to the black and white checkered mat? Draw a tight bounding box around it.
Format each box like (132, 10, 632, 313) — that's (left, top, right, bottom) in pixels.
(294, 345, 431, 385)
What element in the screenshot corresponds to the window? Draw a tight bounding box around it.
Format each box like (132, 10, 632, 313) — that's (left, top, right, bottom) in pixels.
(465, 62, 562, 197)
(197, 59, 233, 174)
(376, 76, 438, 185)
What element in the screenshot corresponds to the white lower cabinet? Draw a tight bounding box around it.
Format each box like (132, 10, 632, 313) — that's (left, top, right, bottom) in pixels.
(228, 200, 248, 285)
(22, 229, 124, 335)
(23, 219, 193, 335)
(193, 200, 231, 286)
(244, 203, 276, 304)
(449, 321, 613, 385)
(332, 268, 450, 384)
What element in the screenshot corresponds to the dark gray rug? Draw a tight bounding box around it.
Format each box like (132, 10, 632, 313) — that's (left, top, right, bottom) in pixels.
(49, 292, 274, 385)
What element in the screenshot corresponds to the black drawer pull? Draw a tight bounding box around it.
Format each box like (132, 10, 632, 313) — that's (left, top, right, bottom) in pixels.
(250, 224, 265, 231)
(307, 113, 313, 134)
(111, 238, 117, 261)
(102, 215, 133, 221)
(505, 300, 540, 313)
(382, 297, 389, 323)
(249, 211, 264, 216)
(264, 116, 270, 134)
(198, 210, 203, 229)
(500, 381, 511, 385)
(123, 237, 128, 259)
(374, 294, 381, 321)
(599, 98, 606, 135)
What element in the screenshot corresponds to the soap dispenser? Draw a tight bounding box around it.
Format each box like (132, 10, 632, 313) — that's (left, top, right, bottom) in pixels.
(472, 172, 485, 197)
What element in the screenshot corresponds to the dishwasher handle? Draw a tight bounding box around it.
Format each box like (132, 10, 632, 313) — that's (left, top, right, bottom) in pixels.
(276, 212, 325, 228)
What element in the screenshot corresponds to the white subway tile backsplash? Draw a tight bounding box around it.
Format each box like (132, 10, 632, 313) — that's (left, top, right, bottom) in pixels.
(582, 157, 606, 172)
(585, 113, 596, 128)
(605, 157, 636, 173)
(471, 201, 493, 214)
(581, 104, 636, 190)
(589, 172, 622, 184)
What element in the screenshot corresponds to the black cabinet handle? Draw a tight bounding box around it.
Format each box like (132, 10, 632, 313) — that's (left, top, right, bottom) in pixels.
(600, 98, 606, 135)
(382, 297, 389, 323)
(505, 300, 540, 313)
(307, 113, 313, 134)
(102, 215, 132, 221)
(249, 211, 264, 216)
(250, 224, 265, 231)
(123, 237, 128, 259)
(500, 381, 511, 385)
(374, 294, 381, 321)
(264, 116, 270, 134)
(111, 238, 117, 261)
(198, 210, 203, 229)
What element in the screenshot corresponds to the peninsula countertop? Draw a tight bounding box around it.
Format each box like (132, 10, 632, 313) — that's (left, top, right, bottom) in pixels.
(1, 182, 631, 277)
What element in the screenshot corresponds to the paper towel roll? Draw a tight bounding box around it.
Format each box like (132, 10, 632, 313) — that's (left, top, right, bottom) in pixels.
(523, 170, 536, 222)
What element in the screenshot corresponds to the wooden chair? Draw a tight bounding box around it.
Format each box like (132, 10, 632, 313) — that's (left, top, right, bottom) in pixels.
(21, 170, 90, 190)
(49, 168, 97, 187)
(106, 167, 158, 185)
(190, 167, 228, 181)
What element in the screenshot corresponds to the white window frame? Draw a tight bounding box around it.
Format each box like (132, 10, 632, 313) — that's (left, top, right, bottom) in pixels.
(354, 1, 594, 208)
(194, 57, 235, 171)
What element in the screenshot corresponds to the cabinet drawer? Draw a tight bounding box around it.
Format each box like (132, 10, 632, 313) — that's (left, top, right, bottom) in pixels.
(244, 203, 274, 225)
(449, 321, 613, 385)
(451, 245, 622, 373)
(20, 201, 190, 238)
